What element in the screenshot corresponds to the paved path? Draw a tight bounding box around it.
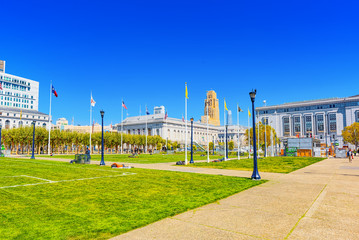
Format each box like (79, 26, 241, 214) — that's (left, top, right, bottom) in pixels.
(107, 157, 359, 240)
(33, 156, 283, 181)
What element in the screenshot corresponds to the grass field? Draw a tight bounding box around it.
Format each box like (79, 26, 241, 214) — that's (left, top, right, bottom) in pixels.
(181, 157, 326, 173)
(0, 158, 265, 240)
(36, 153, 223, 164)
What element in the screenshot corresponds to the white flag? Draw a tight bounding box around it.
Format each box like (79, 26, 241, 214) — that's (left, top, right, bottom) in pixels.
(91, 95, 96, 107)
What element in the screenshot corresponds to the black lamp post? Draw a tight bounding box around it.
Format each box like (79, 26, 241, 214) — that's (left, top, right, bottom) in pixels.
(250, 90, 261, 180)
(100, 110, 105, 166)
(190, 117, 194, 163)
(31, 121, 36, 159)
(225, 125, 229, 159)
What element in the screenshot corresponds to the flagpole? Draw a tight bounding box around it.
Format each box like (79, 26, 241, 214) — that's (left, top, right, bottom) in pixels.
(89, 92, 92, 154)
(48, 81, 52, 155)
(248, 109, 250, 159)
(165, 112, 168, 154)
(145, 105, 148, 153)
(121, 98, 123, 154)
(207, 99, 209, 163)
(224, 99, 227, 161)
(185, 83, 188, 165)
(237, 104, 240, 160)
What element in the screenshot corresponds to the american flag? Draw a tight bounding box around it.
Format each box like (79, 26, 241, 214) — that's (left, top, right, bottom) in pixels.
(122, 100, 127, 109)
(0, 82, 2, 90)
(164, 112, 168, 120)
(182, 114, 184, 122)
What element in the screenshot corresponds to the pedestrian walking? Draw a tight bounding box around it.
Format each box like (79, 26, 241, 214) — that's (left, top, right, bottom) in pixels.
(348, 149, 352, 163)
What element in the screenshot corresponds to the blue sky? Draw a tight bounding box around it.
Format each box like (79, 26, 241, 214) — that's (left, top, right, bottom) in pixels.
(1, 0, 359, 126)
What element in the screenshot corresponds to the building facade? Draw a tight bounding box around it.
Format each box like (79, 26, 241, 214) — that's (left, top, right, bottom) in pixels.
(115, 108, 247, 147)
(0, 61, 49, 129)
(256, 95, 359, 148)
(54, 117, 113, 133)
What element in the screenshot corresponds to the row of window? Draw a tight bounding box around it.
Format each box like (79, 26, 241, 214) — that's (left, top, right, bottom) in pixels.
(1, 81, 30, 91)
(2, 96, 32, 104)
(0, 119, 46, 129)
(0, 112, 47, 120)
(1, 102, 33, 109)
(260, 101, 359, 115)
(0, 90, 34, 99)
(281, 114, 337, 136)
(1, 76, 31, 86)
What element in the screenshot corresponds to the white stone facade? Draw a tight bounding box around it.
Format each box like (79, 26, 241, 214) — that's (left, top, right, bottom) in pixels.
(256, 95, 359, 148)
(115, 113, 247, 146)
(0, 66, 48, 129)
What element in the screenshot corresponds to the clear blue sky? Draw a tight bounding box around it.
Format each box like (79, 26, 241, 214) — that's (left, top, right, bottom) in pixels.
(1, 0, 359, 126)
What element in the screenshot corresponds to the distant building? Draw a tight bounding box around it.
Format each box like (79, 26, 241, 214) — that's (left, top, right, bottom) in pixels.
(116, 94, 247, 147)
(0, 60, 48, 129)
(56, 118, 68, 126)
(153, 106, 165, 114)
(53, 117, 113, 133)
(256, 95, 359, 148)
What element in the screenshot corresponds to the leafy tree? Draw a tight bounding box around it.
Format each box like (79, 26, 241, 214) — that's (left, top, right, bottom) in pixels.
(228, 141, 234, 150)
(342, 122, 359, 150)
(209, 142, 214, 150)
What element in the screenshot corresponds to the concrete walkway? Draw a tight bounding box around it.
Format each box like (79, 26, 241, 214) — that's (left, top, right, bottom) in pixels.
(108, 157, 359, 240)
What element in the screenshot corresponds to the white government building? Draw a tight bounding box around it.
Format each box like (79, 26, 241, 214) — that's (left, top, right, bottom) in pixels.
(256, 95, 359, 148)
(115, 106, 247, 147)
(0, 60, 49, 129)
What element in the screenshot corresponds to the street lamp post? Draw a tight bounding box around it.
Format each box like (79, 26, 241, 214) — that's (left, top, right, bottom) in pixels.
(100, 110, 105, 166)
(190, 117, 194, 164)
(31, 121, 36, 159)
(250, 90, 261, 180)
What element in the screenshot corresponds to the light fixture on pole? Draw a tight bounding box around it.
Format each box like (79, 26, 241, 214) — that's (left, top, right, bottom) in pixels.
(190, 117, 194, 164)
(100, 110, 105, 166)
(249, 89, 261, 180)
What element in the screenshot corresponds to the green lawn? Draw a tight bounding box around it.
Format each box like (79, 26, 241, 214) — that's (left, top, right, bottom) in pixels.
(182, 157, 326, 173)
(0, 158, 265, 240)
(36, 153, 223, 164)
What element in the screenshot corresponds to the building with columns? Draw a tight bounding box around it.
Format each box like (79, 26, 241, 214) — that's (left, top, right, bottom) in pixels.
(115, 107, 247, 148)
(256, 95, 359, 148)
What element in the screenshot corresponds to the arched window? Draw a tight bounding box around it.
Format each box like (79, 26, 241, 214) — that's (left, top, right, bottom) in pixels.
(5, 120, 10, 129)
(19, 121, 23, 127)
(42, 123, 46, 128)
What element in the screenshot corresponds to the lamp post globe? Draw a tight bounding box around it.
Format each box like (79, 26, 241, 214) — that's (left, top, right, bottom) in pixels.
(249, 89, 261, 180)
(190, 117, 194, 164)
(31, 121, 36, 159)
(100, 110, 105, 166)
